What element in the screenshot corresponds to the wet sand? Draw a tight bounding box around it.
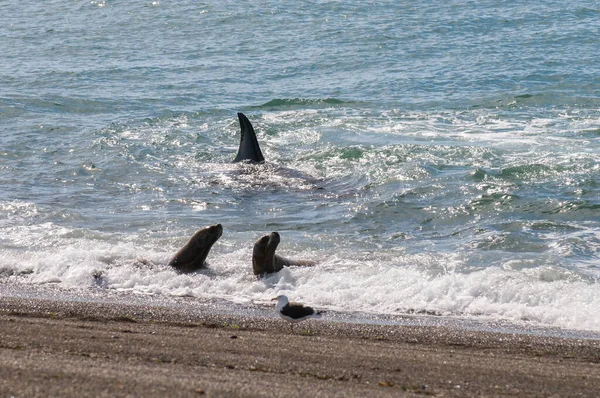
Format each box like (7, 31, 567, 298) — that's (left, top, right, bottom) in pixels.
(1, 295, 600, 397)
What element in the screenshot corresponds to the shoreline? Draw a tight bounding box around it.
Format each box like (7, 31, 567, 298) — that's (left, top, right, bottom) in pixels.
(2, 293, 600, 396)
(2, 280, 600, 340)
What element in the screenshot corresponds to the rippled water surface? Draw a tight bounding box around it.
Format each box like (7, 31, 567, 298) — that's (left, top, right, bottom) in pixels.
(1, 1, 600, 332)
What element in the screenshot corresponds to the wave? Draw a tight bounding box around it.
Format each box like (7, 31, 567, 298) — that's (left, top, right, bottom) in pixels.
(472, 93, 600, 110)
(3, 235, 600, 332)
(255, 98, 348, 108)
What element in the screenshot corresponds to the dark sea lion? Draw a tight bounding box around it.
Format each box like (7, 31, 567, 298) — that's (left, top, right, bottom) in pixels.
(169, 224, 223, 273)
(252, 232, 316, 276)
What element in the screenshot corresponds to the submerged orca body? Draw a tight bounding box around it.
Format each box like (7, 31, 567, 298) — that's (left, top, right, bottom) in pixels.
(233, 112, 265, 163)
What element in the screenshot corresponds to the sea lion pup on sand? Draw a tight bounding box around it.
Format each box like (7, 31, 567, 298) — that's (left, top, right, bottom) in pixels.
(252, 232, 316, 276)
(169, 224, 223, 273)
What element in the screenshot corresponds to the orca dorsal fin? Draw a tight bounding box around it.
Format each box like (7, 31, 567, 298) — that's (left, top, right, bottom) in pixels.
(233, 112, 265, 163)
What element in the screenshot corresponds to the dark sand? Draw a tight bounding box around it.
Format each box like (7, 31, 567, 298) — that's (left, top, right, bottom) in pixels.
(1, 295, 600, 397)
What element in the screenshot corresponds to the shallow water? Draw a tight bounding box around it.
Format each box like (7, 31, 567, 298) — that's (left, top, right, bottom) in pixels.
(1, 1, 599, 332)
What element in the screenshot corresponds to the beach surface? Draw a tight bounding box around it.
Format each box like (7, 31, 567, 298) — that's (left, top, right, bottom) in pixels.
(1, 292, 600, 397)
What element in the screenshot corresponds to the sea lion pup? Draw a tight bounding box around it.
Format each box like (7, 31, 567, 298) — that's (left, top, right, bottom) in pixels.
(168, 224, 223, 273)
(252, 232, 316, 276)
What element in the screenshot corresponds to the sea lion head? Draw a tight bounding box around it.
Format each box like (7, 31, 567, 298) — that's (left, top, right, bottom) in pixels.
(252, 232, 280, 275)
(193, 223, 223, 257)
(205, 223, 223, 242)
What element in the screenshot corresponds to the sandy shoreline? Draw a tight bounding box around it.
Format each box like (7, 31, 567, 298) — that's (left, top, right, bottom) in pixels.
(1, 294, 600, 397)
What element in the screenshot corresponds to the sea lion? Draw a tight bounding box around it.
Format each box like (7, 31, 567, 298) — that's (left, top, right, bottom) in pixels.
(169, 224, 223, 272)
(252, 232, 316, 276)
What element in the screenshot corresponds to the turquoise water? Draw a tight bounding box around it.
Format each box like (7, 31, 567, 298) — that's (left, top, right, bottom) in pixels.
(1, 1, 600, 332)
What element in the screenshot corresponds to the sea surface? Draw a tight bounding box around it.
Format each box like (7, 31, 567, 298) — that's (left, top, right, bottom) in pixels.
(1, 1, 600, 334)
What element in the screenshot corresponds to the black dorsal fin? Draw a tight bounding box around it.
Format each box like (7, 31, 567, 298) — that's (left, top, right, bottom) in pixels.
(233, 113, 265, 163)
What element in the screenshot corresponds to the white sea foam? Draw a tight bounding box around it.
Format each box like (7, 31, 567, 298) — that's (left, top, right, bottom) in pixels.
(3, 223, 600, 332)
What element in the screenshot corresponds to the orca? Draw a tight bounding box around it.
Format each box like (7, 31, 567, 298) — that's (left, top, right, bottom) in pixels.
(228, 112, 323, 190)
(233, 112, 265, 163)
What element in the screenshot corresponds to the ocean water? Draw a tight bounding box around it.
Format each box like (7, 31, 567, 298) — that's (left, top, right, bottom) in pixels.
(1, 1, 600, 333)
